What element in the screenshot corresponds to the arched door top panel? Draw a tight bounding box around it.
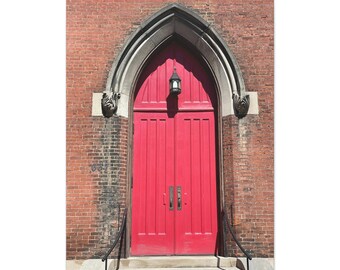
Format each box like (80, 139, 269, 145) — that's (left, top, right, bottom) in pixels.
(103, 3, 251, 118)
(134, 41, 217, 112)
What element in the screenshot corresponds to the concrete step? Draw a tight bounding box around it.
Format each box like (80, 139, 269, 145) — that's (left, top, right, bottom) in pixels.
(120, 268, 239, 270)
(116, 256, 239, 269)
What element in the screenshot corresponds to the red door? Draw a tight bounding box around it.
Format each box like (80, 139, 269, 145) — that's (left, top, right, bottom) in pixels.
(131, 42, 218, 255)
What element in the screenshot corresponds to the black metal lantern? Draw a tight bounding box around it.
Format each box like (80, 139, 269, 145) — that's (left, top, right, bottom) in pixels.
(169, 67, 181, 95)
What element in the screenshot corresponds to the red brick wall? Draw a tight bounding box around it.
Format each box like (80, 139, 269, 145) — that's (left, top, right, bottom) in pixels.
(223, 115, 274, 258)
(66, 116, 129, 259)
(67, 0, 273, 259)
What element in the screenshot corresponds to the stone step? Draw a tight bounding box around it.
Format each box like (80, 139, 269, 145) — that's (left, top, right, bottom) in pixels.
(120, 268, 239, 270)
(116, 256, 239, 269)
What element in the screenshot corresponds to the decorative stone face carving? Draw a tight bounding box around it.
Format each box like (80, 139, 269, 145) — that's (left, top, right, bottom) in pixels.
(101, 91, 121, 118)
(232, 93, 250, 119)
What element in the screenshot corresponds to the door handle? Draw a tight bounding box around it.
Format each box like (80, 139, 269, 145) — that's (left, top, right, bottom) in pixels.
(169, 186, 174, 210)
(177, 186, 182, 210)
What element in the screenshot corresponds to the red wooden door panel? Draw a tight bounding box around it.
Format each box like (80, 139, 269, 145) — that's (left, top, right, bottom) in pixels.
(175, 112, 218, 254)
(131, 113, 175, 255)
(132, 41, 218, 255)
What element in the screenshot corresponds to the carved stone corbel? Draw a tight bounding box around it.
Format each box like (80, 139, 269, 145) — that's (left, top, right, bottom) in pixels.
(232, 93, 250, 119)
(101, 91, 121, 118)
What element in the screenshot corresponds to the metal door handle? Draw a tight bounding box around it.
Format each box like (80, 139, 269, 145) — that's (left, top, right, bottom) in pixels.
(177, 186, 182, 210)
(169, 186, 174, 210)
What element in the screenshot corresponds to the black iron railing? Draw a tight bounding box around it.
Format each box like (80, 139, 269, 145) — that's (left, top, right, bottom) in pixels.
(102, 208, 128, 270)
(222, 207, 253, 270)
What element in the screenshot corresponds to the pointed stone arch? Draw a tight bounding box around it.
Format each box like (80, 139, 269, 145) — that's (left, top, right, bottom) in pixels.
(102, 3, 253, 118)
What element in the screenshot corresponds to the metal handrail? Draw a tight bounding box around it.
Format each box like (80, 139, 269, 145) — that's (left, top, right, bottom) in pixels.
(102, 207, 251, 269)
(102, 208, 128, 270)
(222, 207, 252, 270)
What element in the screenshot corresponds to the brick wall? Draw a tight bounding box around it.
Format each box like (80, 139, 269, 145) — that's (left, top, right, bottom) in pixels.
(66, 115, 129, 259)
(223, 115, 274, 258)
(66, 0, 273, 259)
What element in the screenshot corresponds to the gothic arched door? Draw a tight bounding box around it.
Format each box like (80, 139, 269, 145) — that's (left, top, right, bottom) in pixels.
(131, 41, 218, 255)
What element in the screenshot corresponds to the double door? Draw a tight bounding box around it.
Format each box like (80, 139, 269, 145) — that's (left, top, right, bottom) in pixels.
(131, 111, 218, 255)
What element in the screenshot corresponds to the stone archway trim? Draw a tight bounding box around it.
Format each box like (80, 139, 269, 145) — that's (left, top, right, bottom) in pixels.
(95, 3, 258, 118)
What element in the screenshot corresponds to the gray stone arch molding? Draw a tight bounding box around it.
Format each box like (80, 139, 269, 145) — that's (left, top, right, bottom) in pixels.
(102, 3, 250, 118)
